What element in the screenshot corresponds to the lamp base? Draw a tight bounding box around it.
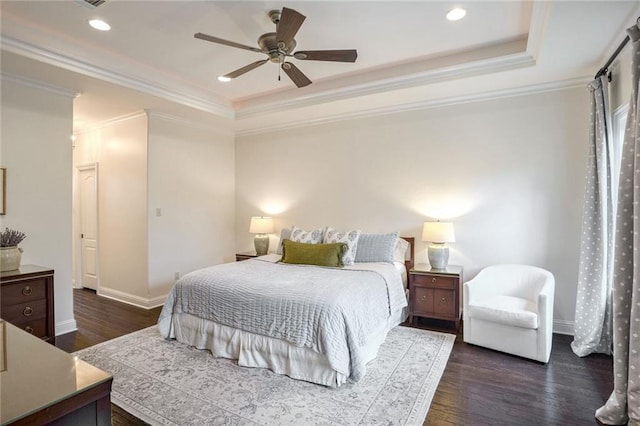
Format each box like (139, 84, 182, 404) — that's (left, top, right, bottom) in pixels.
(254, 234, 269, 256)
(428, 243, 449, 269)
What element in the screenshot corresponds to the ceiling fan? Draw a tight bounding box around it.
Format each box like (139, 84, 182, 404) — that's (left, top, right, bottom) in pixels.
(194, 7, 358, 88)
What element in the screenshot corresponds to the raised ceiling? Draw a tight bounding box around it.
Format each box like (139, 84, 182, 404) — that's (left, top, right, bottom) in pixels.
(1, 1, 639, 134)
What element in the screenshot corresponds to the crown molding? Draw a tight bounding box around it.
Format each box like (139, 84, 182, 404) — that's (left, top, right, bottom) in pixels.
(146, 110, 235, 136)
(526, 1, 552, 61)
(0, 71, 80, 98)
(1, 35, 235, 119)
(74, 110, 147, 134)
(236, 76, 590, 137)
(236, 47, 534, 120)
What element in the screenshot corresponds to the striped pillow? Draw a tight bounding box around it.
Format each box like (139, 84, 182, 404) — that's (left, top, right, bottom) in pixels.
(276, 227, 293, 255)
(355, 232, 400, 263)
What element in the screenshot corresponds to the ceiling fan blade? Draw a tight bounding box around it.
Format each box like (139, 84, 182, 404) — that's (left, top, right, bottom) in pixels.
(293, 50, 358, 63)
(276, 7, 306, 49)
(222, 59, 268, 79)
(281, 62, 311, 88)
(194, 32, 264, 54)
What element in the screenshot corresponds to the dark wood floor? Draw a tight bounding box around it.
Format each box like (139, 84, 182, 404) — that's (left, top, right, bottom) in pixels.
(57, 289, 613, 426)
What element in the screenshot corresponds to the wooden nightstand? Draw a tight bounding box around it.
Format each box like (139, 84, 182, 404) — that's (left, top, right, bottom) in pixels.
(409, 264, 463, 330)
(235, 252, 258, 262)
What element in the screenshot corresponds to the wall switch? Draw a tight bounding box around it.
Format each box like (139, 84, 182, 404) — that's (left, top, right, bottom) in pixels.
(174, 271, 180, 280)
(156, 208, 162, 217)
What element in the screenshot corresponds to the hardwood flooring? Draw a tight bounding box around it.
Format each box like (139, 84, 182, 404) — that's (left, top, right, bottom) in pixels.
(57, 289, 613, 426)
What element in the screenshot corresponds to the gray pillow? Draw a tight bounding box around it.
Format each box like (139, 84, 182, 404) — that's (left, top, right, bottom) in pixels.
(276, 227, 293, 255)
(355, 232, 399, 263)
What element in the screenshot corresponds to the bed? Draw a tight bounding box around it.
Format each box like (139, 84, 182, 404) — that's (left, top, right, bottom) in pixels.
(158, 233, 414, 387)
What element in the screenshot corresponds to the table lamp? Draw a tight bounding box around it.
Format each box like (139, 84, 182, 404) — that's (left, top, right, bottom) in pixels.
(249, 216, 273, 255)
(422, 221, 455, 269)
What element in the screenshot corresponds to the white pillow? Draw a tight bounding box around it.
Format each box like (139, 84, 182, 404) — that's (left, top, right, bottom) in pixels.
(323, 227, 362, 266)
(394, 237, 410, 263)
(289, 226, 324, 244)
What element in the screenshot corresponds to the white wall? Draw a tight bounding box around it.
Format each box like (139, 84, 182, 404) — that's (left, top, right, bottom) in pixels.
(610, 40, 633, 111)
(147, 114, 235, 301)
(1, 80, 76, 335)
(74, 113, 149, 304)
(74, 112, 236, 307)
(236, 87, 589, 333)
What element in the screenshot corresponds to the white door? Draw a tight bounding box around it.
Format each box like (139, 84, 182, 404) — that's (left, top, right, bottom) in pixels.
(79, 166, 98, 290)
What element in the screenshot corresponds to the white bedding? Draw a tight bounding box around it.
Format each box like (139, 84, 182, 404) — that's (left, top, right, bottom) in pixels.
(158, 255, 408, 386)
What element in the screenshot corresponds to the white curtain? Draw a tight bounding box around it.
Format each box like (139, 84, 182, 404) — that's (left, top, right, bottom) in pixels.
(571, 75, 614, 357)
(596, 22, 640, 425)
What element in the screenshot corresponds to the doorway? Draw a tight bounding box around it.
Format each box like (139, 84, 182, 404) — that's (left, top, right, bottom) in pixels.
(76, 163, 99, 290)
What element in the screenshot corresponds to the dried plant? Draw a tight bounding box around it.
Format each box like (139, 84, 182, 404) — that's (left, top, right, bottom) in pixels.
(0, 228, 27, 247)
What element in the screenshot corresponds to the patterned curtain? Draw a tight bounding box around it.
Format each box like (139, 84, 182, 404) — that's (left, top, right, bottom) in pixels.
(596, 23, 640, 425)
(571, 75, 614, 357)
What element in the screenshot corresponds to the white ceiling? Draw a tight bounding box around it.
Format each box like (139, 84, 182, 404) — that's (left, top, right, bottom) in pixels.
(1, 1, 639, 134)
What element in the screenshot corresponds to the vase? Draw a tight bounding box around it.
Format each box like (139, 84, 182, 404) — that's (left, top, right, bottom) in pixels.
(0, 246, 23, 272)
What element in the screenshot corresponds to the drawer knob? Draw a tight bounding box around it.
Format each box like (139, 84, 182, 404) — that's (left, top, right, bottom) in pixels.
(421, 295, 427, 301)
(24, 326, 34, 334)
(440, 297, 446, 303)
(22, 286, 32, 296)
(431, 277, 437, 283)
(23, 306, 33, 317)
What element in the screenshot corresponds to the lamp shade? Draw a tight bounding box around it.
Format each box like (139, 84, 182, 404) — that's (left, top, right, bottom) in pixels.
(249, 216, 274, 234)
(422, 221, 455, 243)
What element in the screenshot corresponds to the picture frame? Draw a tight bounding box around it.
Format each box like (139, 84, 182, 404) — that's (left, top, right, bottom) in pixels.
(0, 168, 5, 215)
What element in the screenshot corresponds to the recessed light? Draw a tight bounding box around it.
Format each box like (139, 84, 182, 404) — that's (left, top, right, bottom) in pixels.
(89, 19, 111, 31)
(446, 8, 466, 21)
(217, 76, 231, 82)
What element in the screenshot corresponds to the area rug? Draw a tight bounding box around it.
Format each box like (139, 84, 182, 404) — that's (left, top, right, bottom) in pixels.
(74, 325, 455, 425)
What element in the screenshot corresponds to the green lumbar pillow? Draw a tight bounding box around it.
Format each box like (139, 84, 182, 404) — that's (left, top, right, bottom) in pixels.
(281, 239, 347, 267)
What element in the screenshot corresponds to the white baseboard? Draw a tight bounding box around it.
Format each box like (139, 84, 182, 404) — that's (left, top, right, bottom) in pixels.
(98, 286, 167, 310)
(56, 318, 78, 336)
(553, 320, 574, 336)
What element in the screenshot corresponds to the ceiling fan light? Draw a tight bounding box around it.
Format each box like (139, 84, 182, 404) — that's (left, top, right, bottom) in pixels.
(446, 8, 466, 21)
(89, 19, 111, 31)
(217, 76, 232, 82)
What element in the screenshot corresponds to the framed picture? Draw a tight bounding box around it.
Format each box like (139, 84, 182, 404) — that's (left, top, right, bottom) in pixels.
(0, 168, 5, 215)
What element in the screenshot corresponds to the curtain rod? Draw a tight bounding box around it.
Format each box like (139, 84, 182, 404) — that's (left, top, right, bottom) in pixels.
(594, 36, 630, 79)
(594, 16, 639, 80)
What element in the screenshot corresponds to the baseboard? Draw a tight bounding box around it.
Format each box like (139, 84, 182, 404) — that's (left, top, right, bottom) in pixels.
(553, 320, 574, 336)
(98, 287, 167, 310)
(56, 318, 78, 336)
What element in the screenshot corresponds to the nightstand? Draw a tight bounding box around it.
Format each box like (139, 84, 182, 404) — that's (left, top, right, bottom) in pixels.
(409, 264, 463, 330)
(235, 252, 258, 262)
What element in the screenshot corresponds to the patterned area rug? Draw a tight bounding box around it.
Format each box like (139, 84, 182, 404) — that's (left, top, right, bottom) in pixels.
(75, 326, 455, 425)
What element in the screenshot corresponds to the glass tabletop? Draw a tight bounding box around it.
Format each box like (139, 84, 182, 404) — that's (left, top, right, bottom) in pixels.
(0, 320, 112, 424)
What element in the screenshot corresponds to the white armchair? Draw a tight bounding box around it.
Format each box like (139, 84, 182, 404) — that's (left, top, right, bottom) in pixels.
(463, 264, 555, 363)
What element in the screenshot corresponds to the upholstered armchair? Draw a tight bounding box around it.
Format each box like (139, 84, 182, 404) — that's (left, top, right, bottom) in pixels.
(463, 264, 555, 363)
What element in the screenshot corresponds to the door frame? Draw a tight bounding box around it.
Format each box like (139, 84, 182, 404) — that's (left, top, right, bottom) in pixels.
(74, 162, 99, 290)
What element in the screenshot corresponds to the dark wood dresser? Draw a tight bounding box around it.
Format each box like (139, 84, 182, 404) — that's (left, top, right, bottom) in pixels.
(409, 264, 463, 330)
(0, 265, 55, 344)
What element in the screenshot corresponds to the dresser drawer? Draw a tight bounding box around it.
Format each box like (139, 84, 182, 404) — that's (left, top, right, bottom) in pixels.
(1, 278, 47, 305)
(433, 289, 456, 317)
(413, 287, 434, 314)
(412, 274, 456, 289)
(1, 299, 47, 323)
(10, 318, 48, 338)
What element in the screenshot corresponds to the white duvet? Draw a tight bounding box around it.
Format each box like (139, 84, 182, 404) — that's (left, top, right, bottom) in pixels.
(158, 255, 406, 382)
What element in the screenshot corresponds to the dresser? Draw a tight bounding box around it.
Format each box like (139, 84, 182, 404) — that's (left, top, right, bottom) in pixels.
(0, 265, 55, 344)
(409, 264, 463, 330)
(0, 320, 113, 425)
